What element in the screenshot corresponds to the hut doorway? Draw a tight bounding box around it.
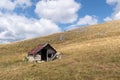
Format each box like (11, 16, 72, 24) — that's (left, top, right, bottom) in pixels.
(41, 49, 47, 61)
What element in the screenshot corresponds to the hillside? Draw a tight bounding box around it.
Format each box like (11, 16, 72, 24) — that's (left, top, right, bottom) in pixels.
(0, 20, 120, 80)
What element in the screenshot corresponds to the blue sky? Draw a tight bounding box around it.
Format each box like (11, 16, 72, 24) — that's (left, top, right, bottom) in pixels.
(0, 0, 120, 44)
(78, 0, 113, 22)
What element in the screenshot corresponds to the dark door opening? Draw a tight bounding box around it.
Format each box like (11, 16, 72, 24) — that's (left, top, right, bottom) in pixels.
(41, 49, 47, 61)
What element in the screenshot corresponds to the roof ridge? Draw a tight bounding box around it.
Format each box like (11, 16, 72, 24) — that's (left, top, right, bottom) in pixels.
(28, 43, 49, 55)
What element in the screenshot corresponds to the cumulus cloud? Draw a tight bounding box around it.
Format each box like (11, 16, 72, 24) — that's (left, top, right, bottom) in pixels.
(104, 17, 112, 21)
(35, 0, 80, 23)
(104, 0, 120, 21)
(0, 0, 81, 43)
(0, 13, 61, 43)
(0, 0, 15, 10)
(77, 15, 98, 26)
(66, 15, 98, 30)
(0, 0, 32, 11)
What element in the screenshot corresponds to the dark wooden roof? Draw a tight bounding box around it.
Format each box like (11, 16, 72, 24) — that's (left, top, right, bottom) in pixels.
(28, 43, 56, 55)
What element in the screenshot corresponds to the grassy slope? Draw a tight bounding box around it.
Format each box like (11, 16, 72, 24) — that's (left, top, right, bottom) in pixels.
(0, 20, 120, 80)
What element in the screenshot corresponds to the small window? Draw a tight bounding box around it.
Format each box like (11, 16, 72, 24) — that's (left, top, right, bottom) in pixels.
(48, 54, 52, 58)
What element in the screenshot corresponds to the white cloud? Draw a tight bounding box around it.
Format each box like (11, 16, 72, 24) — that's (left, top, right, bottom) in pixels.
(0, 0, 15, 10)
(35, 0, 80, 23)
(0, 0, 32, 11)
(0, 13, 61, 43)
(77, 15, 98, 26)
(104, 0, 120, 21)
(0, 0, 81, 43)
(104, 17, 112, 21)
(66, 15, 98, 30)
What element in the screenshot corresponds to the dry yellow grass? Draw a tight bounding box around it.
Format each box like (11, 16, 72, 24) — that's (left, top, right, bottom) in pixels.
(0, 20, 120, 80)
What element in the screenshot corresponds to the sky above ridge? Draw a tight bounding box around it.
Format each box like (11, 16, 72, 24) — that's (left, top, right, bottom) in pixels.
(0, 0, 120, 44)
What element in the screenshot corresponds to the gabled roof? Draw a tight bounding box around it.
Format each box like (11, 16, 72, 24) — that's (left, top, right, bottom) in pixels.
(28, 43, 56, 55)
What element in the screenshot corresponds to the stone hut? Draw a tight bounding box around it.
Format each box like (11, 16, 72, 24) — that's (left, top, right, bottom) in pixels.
(27, 43, 57, 62)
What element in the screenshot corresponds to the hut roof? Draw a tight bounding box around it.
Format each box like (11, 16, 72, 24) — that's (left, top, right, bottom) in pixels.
(28, 43, 56, 55)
